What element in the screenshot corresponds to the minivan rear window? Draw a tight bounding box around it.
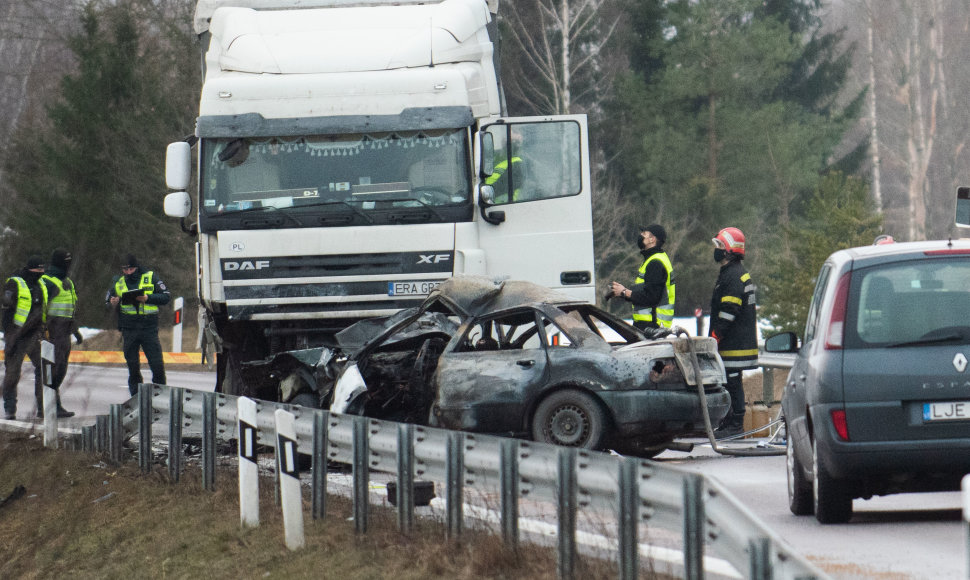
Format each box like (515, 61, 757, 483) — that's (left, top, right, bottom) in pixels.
(845, 258, 970, 348)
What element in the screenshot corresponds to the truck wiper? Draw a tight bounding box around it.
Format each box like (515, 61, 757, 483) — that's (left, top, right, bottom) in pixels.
(368, 197, 445, 221)
(219, 204, 303, 227)
(289, 200, 374, 224)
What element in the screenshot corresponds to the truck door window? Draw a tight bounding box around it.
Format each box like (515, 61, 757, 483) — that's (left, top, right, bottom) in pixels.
(483, 121, 582, 205)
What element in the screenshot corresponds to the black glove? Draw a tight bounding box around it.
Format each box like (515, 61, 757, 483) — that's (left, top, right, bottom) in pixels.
(73, 329, 83, 344)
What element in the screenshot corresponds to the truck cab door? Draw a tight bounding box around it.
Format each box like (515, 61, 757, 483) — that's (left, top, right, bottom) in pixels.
(475, 115, 595, 304)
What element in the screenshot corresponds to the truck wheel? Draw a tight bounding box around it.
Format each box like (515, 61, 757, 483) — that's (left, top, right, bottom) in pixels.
(531, 390, 607, 450)
(786, 427, 813, 515)
(812, 437, 852, 523)
(220, 351, 249, 397)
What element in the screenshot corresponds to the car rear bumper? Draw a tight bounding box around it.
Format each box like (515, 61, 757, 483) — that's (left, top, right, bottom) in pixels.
(598, 387, 731, 437)
(819, 433, 970, 482)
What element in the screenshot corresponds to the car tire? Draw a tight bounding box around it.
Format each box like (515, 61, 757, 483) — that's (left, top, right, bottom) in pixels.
(786, 428, 813, 516)
(290, 392, 320, 409)
(531, 390, 608, 450)
(812, 436, 852, 524)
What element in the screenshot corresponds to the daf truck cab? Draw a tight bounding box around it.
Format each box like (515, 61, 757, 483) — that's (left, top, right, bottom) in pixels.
(165, 0, 596, 399)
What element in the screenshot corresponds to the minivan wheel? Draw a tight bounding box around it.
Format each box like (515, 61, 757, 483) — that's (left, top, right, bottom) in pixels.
(532, 390, 607, 450)
(812, 437, 852, 523)
(786, 427, 813, 516)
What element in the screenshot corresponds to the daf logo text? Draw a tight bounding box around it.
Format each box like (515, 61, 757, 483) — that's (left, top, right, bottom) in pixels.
(224, 260, 271, 271)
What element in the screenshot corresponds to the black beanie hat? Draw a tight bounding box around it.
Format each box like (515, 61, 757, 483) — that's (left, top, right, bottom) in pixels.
(25, 255, 45, 270)
(51, 248, 72, 270)
(641, 224, 667, 248)
(122, 254, 139, 269)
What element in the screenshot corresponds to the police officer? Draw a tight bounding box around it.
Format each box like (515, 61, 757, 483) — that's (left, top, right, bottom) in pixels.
(610, 224, 676, 331)
(40, 248, 81, 418)
(1, 256, 48, 420)
(709, 227, 758, 437)
(105, 254, 171, 395)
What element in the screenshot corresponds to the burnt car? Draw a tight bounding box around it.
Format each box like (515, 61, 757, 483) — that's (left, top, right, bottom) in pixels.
(251, 276, 731, 455)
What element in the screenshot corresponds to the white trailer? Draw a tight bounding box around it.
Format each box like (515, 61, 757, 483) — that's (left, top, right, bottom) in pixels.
(164, 0, 596, 398)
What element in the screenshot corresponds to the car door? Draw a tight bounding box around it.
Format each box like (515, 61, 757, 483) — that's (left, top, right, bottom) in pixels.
(474, 116, 595, 304)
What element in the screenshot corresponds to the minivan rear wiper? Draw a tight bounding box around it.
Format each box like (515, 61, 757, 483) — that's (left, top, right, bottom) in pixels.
(887, 333, 966, 348)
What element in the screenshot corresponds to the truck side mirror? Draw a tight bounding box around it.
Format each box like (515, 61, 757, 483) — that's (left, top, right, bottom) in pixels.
(957, 186, 970, 228)
(164, 191, 192, 218)
(166, 142, 192, 191)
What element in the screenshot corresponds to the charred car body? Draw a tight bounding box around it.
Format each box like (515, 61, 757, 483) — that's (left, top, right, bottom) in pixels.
(244, 276, 731, 455)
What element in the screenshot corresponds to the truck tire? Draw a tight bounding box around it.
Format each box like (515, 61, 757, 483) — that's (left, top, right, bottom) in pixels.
(812, 437, 852, 523)
(531, 389, 607, 450)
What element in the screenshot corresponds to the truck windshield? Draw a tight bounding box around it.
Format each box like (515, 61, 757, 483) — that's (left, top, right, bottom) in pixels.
(199, 129, 472, 230)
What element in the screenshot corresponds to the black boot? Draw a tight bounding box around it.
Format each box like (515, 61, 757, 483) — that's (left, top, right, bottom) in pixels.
(714, 413, 745, 439)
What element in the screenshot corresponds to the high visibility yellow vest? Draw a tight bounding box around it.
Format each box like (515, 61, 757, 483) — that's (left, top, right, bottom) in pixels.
(42, 275, 77, 319)
(631, 252, 675, 328)
(115, 272, 158, 316)
(6, 276, 47, 327)
(484, 156, 522, 202)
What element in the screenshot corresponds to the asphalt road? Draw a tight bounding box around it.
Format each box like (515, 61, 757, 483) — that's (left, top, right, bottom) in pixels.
(2, 366, 966, 579)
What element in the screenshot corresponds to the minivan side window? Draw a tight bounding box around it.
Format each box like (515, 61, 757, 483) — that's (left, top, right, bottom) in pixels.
(803, 265, 832, 345)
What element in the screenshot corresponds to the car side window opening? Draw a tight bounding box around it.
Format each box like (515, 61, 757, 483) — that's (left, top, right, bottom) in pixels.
(483, 122, 582, 205)
(458, 310, 548, 352)
(803, 265, 831, 345)
(847, 259, 970, 347)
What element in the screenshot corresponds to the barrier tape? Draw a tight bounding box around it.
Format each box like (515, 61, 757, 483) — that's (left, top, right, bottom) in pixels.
(0, 351, 203, 364)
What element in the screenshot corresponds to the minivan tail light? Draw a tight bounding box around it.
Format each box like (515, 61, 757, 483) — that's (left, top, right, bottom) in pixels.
(831, 409, 849, 441)
(824, 272, 851, 350)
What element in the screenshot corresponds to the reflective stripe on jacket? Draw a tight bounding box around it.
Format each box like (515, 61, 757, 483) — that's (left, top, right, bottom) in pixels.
(632, 251, 676, 328)
(709, 261, 758, 369)
(115, 272, 158, 315)
(42, 275, 77, 319)
(6, 276, 48, 327)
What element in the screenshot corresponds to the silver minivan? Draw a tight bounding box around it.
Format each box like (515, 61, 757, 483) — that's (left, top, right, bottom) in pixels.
(765, 239, 970, 523)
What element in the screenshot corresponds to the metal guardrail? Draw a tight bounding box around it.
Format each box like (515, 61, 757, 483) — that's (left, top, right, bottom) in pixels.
(75, 383, 827, 580)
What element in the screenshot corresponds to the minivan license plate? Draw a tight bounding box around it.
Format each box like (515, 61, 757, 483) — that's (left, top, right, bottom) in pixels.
(388, 281, 441, 296)
(922, 401, 969, 422)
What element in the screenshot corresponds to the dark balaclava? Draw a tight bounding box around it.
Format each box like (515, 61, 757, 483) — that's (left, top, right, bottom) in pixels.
(123, 254, 139, 270)
(638, 224, 667, 251)
(51, 248, 72, 272)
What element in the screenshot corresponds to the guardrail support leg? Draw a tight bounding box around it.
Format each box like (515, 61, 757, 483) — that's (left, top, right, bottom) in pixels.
(683, 473, 704, 580)
(557, 447, 577, 580)
(352, 416, 369, 534)
(82, 425, 94, 453)
(500, 438, 519, 550)
(446, 431, 464, 539)
(138, 384, 152, 473)
(202, 392, 217, 491)
(749, 536, 772, 580)
(109, 404, 123, 464)
(96, 415, 107, 454)
(397, 423, 415, 533)
(619, 457, 639, 580)
(168, 387, 183, 482)
(312, 410, 329, 520)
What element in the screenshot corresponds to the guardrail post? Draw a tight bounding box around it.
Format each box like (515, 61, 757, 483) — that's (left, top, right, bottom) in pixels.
(82, 425, 94, 453)
(109, 404, 123, 464)
(619, 457, 639, 580)
(962, 474, 969, 579)
(40, 340, 56, 448)
(96, 415, 107, 454)
(557, 447, 577, 580)
(238, 397, 259, 528)
(275, 409, 305, 550)
(446, 431, 464, 538)
(352, 416, 369, 534)
(138, 384, 152, 472)
(683, 473, 704, 580)
(749, 536, 772, 580)
(202, 392, 217, 491)
(168, 387, 183, 482)
(312, 410, 329, 520)
(397, 422, 415, 533)
(500, 438, 519, 550)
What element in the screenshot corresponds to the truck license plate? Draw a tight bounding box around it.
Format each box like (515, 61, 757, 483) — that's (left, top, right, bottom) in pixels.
(923, 401, 969, 422)
(388, 281, 441, 296)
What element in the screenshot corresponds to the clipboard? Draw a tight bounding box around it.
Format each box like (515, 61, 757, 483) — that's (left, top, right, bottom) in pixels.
(120, 289, 145, 306)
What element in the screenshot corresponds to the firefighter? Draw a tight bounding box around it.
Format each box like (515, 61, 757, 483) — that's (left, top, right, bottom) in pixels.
(709, 227, 758, 437)
(1, 256, 47, 420)
(610, 224, 675, 330)
(40, 248, 81, 418)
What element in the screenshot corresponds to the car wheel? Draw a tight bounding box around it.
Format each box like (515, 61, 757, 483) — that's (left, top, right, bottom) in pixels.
(786, 428, 813, 516)
(812, 436, 852, 523)
(531, 390, 607, 450)
(290, 392, 320, 409)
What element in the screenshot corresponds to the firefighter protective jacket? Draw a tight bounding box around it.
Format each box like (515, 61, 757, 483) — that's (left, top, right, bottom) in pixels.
(709, 259, 758, 370)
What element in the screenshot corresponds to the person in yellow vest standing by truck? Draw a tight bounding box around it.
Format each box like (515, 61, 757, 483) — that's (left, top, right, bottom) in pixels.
(105, 254, 171, 396)
(610, 224, 676, 332)
(40, 248, 81, 418)
(2, 256, 48, 420)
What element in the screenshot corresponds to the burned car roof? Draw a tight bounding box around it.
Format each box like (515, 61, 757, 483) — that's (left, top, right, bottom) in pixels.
(427, 275, 583, 317)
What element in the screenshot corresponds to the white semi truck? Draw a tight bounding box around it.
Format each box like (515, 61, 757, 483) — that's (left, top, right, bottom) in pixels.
(164, 0, 596, 399)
